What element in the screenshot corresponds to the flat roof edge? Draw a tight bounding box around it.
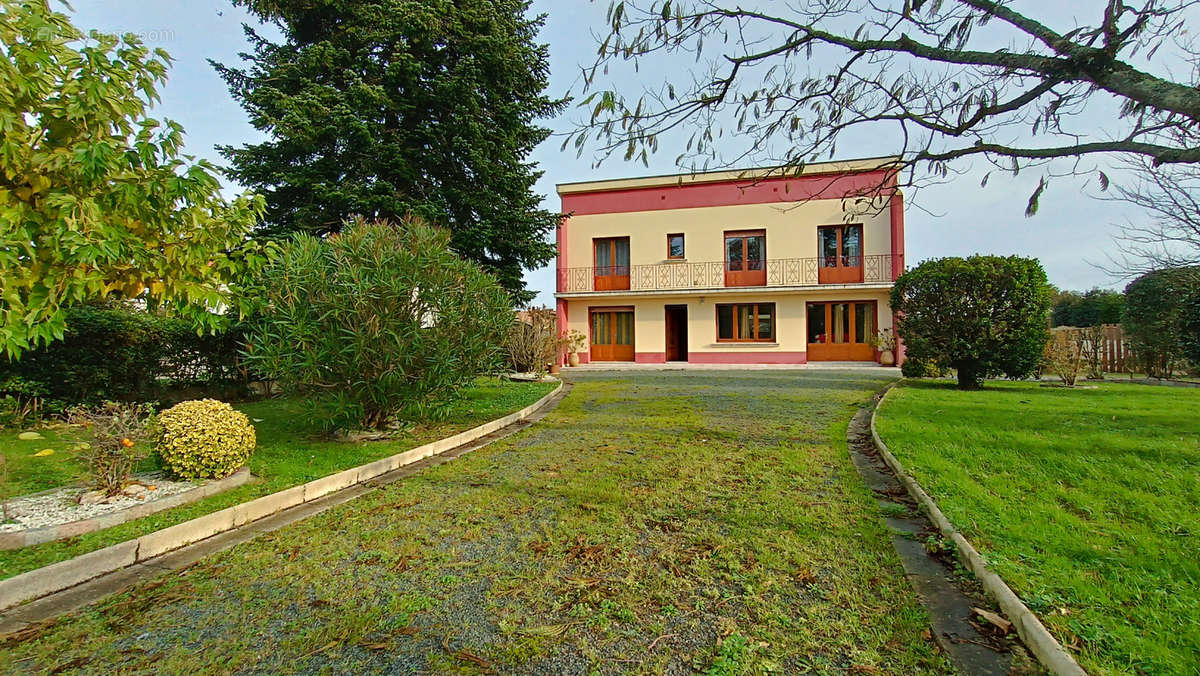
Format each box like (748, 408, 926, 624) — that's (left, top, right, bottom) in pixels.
(556, 156, 902, 195)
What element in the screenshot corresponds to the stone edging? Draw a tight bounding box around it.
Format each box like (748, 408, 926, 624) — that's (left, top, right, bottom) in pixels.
(0, 469, 253, 551)
(0, 381, 563, 612)
(870, 382, 1088, 676)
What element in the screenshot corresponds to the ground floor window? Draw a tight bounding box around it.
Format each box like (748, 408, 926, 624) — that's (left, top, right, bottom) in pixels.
(716, 303, 775, 342)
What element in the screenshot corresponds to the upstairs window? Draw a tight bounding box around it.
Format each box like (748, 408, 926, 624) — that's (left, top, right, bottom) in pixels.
(667, 233, 685, 259)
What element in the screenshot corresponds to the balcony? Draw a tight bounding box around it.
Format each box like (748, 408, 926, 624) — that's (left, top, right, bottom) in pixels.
(557, 254, 900, 294)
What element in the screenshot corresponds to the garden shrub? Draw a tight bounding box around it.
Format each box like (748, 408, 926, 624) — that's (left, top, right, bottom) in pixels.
(67, 402, 160, 495)
(891, 255, 1051, 389)
(1183, 288, 1200, 366)
(900, 356, 947, 379)
(157, 399, 255, 481)
(1122, 266, 1200, 377)
(1043, 329, 1084, 386)
(245, 216, 513, 430)
(0, 303, 251, 412)
(505, 308, 557, 373)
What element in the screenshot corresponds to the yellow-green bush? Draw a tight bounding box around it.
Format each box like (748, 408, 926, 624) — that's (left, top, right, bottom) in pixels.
(157, 399, 255, 480)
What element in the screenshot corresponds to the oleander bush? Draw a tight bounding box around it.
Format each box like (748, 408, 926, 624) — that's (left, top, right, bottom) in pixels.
(157, 399, 256, 481)
(244, 216, 512, 430)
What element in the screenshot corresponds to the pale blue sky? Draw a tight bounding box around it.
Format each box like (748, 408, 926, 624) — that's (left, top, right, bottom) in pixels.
(68, 0, 1151, 306)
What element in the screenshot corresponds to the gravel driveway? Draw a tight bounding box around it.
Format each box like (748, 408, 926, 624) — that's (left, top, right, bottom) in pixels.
(0, 370, 951, 675)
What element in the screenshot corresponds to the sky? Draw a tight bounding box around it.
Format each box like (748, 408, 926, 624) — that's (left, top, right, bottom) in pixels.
(65, 0, 1162, 307)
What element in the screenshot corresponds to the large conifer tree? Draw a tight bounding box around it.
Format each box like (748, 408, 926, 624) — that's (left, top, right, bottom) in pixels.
(214, 0, 563, 302)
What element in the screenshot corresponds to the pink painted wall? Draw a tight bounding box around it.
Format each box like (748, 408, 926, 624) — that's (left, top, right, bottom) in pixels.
(688, 352, 807, 365)
(561, 170, 895, 217)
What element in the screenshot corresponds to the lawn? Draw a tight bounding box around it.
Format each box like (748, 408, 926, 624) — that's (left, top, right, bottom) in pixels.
(0, 371, 950, 674)
(0, 378, 555, 580)
(875, 379, 1200, 675)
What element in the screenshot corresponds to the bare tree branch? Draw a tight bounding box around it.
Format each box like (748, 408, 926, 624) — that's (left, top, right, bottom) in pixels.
(570, 0, 1200, 207)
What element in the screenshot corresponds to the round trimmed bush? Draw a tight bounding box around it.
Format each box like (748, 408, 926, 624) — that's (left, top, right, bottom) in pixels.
(157, 399, 255, 480)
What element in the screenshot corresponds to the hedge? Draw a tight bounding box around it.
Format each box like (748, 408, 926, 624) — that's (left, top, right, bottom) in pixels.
(0, 303, 250, 411)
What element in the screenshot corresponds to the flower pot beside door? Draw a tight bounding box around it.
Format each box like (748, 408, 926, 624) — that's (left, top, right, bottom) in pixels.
(561, 329, 587, 369)
(868, 328, 898, 366)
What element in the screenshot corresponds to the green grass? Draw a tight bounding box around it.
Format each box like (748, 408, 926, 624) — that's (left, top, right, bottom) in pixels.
(875, 379, 1200, 675)
(0, 425, 92, 497)
(0, 371, 950, 674)
(0, 378, 554, 580)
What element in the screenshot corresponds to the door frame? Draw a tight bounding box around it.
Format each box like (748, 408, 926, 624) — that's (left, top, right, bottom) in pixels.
(593, 237, 631, 291)
(589, 306, 636, 362)
(723, 229, 767, 287)
(664, 304, 688, 362)
(806, 300, 877, 361)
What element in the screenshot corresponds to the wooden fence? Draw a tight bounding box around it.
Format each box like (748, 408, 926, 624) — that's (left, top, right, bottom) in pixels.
(1050, 324, 1131, 373)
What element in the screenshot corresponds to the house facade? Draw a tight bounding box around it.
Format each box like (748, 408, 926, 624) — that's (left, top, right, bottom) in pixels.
(554, 157, 905, 365)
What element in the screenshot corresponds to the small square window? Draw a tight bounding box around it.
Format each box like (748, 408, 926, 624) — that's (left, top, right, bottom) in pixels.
(667, 233, 685, 259)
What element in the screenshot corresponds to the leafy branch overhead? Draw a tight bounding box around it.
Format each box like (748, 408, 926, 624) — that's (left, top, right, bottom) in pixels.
(569, 0, 1200, 205)
(0, 1, 270, 357)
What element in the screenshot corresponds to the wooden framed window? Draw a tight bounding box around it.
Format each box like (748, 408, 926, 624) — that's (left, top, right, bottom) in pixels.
(724, 229, 766, 286)
(593, 237, 631, 290)
(589, 306, 635, 361)
(667, 233, 685, 259)
(806, 301, 876, 361)
(716, 302, 775, 342)
(817, 224, 864, 284)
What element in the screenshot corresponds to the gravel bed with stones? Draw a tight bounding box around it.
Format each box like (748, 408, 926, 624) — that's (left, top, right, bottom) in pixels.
(0, 472, 197, 532)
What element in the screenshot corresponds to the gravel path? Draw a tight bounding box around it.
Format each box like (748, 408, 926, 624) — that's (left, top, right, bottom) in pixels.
(0, 473, 197, 532)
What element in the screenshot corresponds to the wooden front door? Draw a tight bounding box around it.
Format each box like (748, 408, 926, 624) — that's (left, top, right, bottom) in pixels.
(806, 301, 876, 361)
(817, 225, 864, 284)
(590, 309, 635, 361)
(593, 237, 630, 291)
(665, 305, 688, 362)
(724, 230, 766, 287)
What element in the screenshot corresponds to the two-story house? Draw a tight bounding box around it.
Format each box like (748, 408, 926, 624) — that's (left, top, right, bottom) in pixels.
(554, 157, 905, 365)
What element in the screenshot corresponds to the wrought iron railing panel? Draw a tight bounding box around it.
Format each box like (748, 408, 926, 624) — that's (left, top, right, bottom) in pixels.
(558, 254, 899, 293)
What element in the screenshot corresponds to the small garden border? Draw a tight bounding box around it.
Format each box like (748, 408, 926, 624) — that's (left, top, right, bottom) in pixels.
(0, 381, 563, 613)
(0, 468, 252, 551)
(870, 381, 1087, 676)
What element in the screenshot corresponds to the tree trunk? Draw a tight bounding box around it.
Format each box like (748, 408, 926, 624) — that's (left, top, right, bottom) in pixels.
(956, 364, 984, 389)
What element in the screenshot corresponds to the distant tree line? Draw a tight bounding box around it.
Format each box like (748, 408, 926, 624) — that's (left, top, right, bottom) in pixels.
(1050, 289, 1125, 328)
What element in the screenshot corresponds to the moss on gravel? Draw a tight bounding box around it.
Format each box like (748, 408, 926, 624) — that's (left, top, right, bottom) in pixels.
(0, 371, 949, 674)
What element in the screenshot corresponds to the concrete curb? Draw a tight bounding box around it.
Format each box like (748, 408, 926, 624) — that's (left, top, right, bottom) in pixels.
(870, 382, 1088, 676)
(0, 468, 253, 551)
(0, 381, 563, 612)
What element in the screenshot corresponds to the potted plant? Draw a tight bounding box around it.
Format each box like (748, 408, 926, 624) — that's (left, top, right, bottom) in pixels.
(869, 328, 898, 366)
(564, 329, 587, 367)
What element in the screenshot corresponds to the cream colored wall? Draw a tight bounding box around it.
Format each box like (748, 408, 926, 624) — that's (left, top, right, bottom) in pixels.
(566, 289, 893, 357)
(563, 198, 893, 270)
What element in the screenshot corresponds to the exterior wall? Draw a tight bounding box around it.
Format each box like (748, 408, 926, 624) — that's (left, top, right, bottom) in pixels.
(562, 199, 892, 272)
(565, 290, 893, 364)
(555, 160, 905, 365)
